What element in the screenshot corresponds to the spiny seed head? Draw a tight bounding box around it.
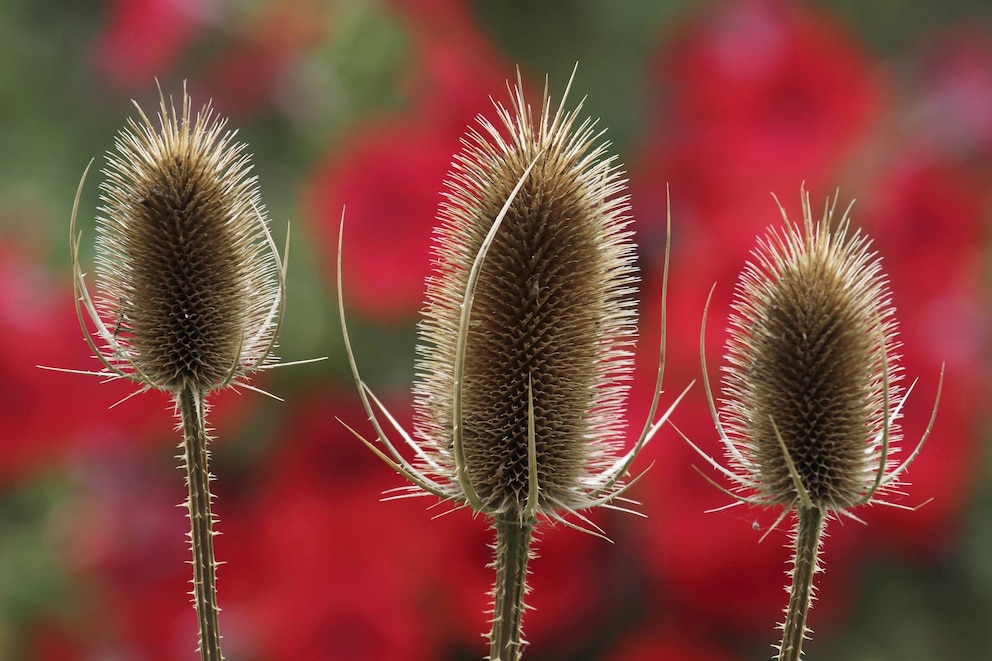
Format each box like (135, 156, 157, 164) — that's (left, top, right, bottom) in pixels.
(86, 86, 281, 393)
(412, 73, 640, 517)
(721, 192, 901, 512)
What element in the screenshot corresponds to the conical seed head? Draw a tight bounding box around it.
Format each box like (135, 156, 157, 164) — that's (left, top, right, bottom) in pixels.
(94, 88, 280, 392)
(722, 197, 901, 511)
(414, 77, 640, 517)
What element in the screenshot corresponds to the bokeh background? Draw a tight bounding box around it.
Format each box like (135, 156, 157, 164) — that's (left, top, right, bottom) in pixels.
(2, 0, 992, 659)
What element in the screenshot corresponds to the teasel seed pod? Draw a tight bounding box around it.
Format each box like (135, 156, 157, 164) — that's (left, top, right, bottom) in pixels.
(63, 84, 289, 661)
(685, 189, 942, 661)
(338, 67, 688, 661)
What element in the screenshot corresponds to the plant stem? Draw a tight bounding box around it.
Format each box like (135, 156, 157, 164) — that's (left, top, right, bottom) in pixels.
(179, 385, 224, 661)
(778, 505, 825, 661)
(489, 515, 536, 661)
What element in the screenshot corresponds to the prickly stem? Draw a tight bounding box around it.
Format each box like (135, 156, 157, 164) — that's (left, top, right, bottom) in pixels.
(489, 516, 536, 661)
(179, 385, 224, 661)
(779, 505, 825, 661)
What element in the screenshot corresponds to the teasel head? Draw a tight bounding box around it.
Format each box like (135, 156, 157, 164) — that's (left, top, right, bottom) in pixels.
(338, 67, 686, 527)
(685, 189, 942, 661)
(688, 189, 942, 519)
(68, 84, 285, 395)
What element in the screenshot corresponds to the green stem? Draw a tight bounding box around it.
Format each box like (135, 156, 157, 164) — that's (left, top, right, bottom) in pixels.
(489, 516, 536, 661)
(778, 505, 826, 661)
(178, 386, 224, 661)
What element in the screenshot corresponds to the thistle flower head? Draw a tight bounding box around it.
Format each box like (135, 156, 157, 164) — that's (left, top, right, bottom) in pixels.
(338, 69, 684, 526)
(70, 85, 284, 394)
(693, 190, 940, 520)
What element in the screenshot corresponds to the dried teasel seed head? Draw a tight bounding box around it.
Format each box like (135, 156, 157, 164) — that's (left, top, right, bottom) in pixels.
(412, 72, 640, 517)
(720, 192, 902, 512)
(77, 85, 282, 393)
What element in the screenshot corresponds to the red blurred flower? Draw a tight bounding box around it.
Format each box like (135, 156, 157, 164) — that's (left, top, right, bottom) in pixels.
(91, 0, 214, 91)
(863, 152, 989, 300)
(307, 0, 515, 321)
(307, 121, 454, 320)
(607, 622, 740, 661)
(215, 390, 465, 659)
(25, 621, 86, 661)
(644, 0, 880, 216)
(225, 485, 443, 660)
(0, 242, 182, 484)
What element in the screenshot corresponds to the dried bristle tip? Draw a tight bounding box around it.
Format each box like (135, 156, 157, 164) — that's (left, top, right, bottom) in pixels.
(94, 86, 280, 392)
(722, 193, 901, 511)
(414, 72, 640, 516)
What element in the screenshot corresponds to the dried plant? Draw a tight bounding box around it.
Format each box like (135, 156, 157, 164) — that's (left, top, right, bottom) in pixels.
(685, 190, 943, 661)
(56, 85, 293, 661)
(338, 68, 688, 660)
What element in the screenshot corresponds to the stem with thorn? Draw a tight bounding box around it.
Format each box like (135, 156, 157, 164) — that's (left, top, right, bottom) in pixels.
(779, 505, 825, 661)
(490, 516, 536, 661)
(179, 385, 224, 661)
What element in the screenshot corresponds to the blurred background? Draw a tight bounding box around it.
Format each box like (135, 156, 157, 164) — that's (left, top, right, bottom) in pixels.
(2, 0, 992, 659)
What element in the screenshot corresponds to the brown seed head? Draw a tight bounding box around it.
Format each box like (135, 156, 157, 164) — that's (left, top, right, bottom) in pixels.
(90, 86, 281, 392)
(413, 74, 639, 517)
(721, 193, 901, 511)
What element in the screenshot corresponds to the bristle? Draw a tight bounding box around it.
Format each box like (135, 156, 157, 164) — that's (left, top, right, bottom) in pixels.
(721, 194, 901, 511)
(93, 86, 280, 392)
(413, 74, 639, 517)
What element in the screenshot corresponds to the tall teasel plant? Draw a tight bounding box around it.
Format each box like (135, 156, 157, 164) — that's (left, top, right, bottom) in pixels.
(685, 190, 943, 661)
(58, 86, 292, 661)
(338, 68, 688, 660)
